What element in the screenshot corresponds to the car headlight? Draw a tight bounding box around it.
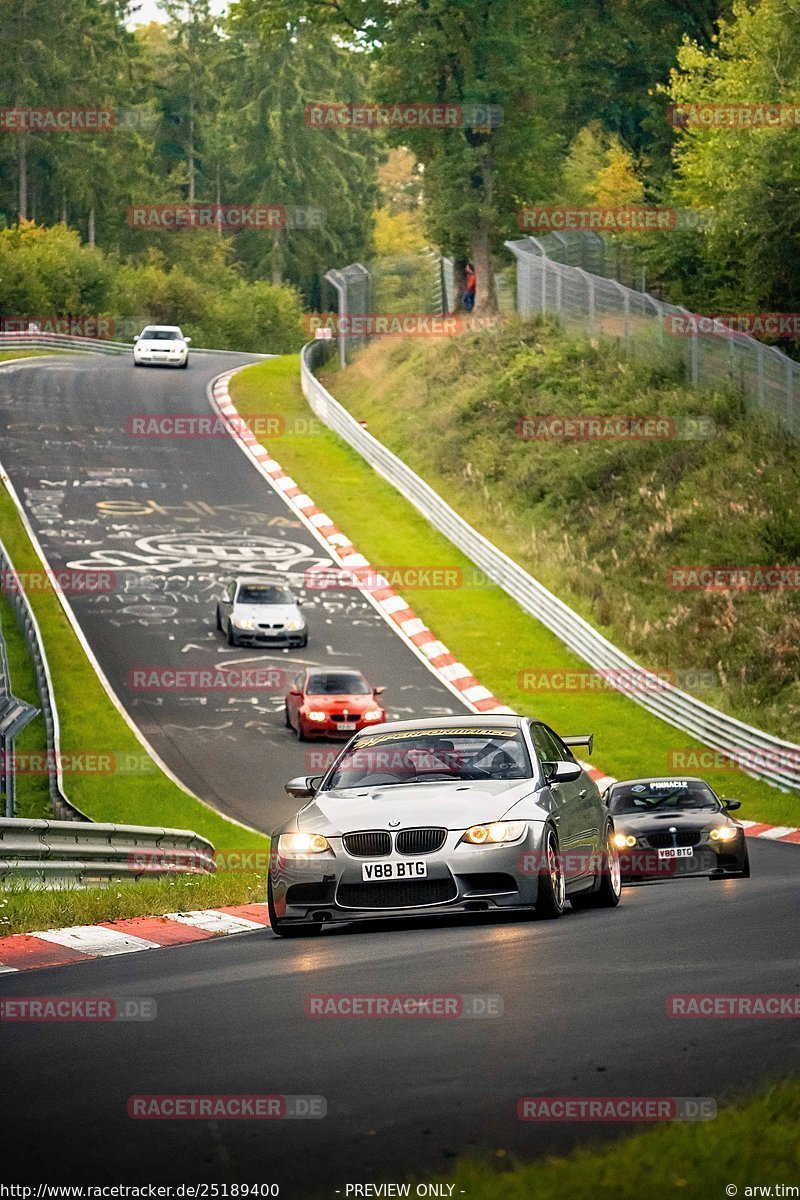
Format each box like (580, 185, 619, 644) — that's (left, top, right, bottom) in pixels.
(306, 710, 327, 721)
(363, 710, 383, 721)
(613, 832, 637, 849)
(461, 821, 526, 845)
(279, 833, 331, 855)
(285, 618, 305, 631)
(234, 616, 256, 630)
(710, 826, 738, 842)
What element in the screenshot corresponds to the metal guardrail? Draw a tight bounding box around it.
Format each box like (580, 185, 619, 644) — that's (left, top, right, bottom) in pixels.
(0, 817, 215, 885)
(301, 339, 800, 793)
(0, 538, 81, 822)
(0, 332, 270, 358)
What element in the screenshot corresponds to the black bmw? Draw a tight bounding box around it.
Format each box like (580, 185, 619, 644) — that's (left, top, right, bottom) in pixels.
(603, 776, 750, 882)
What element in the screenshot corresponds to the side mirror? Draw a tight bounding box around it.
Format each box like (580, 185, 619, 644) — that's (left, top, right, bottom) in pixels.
(289, 688, 302, 696)
(545, 760, 582, 784)
(296, 598, 304, 606)
(722, 798, 741, 811)
(133, 335, 140, 342)
(373, 686, 385, 695)
(284, 775, 322, 799)
(184, 336, 192, 344)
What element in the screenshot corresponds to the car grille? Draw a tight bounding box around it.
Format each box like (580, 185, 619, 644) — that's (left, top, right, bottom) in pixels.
(258, 622, 284, 629)
(329, 714, 356, 723)
(343, 831, 391, 857)
(646, 830, 703, 849)
(396, 828, 447, 855)
(336, 879, 458, 910)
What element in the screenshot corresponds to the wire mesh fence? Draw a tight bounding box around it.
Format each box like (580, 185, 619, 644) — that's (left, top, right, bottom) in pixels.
(505, 235, 800, 436)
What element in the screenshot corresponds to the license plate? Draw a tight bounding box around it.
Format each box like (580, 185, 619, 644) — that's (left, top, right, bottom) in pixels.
(657, 847, 694, 859)
(339, 722, 356, 731)
(362, 860, 428, 881)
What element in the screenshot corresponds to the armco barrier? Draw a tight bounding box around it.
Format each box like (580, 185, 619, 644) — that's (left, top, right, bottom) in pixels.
(0, 816, 215, 885)
(300, 339, 800, 793)
(0, 331, 271, 358)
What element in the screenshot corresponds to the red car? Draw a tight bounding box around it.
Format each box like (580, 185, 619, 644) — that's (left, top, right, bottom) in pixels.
(284, 668, 386, 741)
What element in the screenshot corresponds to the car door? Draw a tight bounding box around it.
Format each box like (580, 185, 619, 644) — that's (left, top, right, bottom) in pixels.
(543, 724, 599, 874)
(529, 722, 585, 879)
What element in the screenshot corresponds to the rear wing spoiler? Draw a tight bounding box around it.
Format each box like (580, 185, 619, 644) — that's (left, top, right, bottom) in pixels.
(562, 734, 594, 756)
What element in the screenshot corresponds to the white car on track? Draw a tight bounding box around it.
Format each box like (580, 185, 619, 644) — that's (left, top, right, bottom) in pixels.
(133, 324, 191, 368)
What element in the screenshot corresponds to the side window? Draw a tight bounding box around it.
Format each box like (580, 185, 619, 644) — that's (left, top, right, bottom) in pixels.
(226, 581, 236, 602)
(529, 723, 560, 765)
(294, 672, 305, 690)
(543, 725, 576, 763)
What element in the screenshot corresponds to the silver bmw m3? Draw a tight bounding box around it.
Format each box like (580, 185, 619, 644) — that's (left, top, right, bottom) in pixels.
(267, 715, 622, 935)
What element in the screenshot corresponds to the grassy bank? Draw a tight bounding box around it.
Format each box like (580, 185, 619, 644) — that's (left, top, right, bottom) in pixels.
(324, 324, 800, 743)
(0, 871, 266, 936)
(432, 1079, 799, 1200)
(230, 355, 796, 825)
(0, 485, 267, 851)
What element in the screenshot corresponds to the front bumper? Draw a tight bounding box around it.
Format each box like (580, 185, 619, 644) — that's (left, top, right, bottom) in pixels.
(300, 716, 379, 740)
(619, 838, 747, 881)
(234, 628, 306, 647)
(270, 828, 546, 925)
(134, 352, 187, 367)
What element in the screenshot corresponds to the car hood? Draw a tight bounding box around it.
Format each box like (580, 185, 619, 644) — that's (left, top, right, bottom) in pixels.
(613, 810, 736, 832)
(303, 693, 377, 711)
(138, 339, 185, 349)
(232, 603, 301, 622)
(298, 779, 541, 834)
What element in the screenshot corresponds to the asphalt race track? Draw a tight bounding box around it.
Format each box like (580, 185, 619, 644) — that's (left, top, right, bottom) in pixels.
(0, 352, 460, 831)
(1, 353, 798, 1194)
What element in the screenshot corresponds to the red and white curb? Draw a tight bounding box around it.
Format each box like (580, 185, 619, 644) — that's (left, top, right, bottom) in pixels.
(208, 369, 800, 845)
(0, 903, 270, 974)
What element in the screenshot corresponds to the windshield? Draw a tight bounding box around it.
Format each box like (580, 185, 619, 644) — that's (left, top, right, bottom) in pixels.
(608, 780, 721, 815)
(237, 585, 294, 605)
(307, 673, 370, 696)
(142, 328, 181, 340)
(325, 727, 532, 789)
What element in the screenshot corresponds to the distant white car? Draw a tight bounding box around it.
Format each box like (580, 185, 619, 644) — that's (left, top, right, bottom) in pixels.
(133, 325, 191, 368)
(216, 577, 308, 648)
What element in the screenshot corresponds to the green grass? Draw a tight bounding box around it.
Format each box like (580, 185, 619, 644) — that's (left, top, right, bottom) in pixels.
(0, 484, 268, 852)
(427, 1079, 800, 1200)
(0, 871, 266, 935)
(0, 351, 56, 362)
(0, 597, 50, 819)
(230, 355, 797, 826)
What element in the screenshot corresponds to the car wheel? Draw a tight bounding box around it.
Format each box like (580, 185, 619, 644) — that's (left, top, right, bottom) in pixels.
(284, 704, 292, 729)
(133, 360, 141, 367)
(268, 882, 322, 937)
(299, 635, 308, 648)
(215, 606, 223, 631)
(296, 719, 306, 742)
(226, 620, 237, 647)
(535, 826, 566, 919)
(738, 846, 751, 878)
(180, 359, 188, 369)
(570, 827, 622, 909)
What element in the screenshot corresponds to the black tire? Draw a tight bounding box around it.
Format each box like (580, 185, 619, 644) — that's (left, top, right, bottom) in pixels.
(215, 606, 222, 631)
(284, 703, 292, 729)
(299, 635, 308, 648)
(570, 827, 622, 909)
(133, 360, 141, 367)
(534, 826, 566, 919)
(226, 620, 237, 647)
(180, 359, 188, 369)
(738, 846, 751, 878)
(268, 880, 322, 938)
(295, 719, 306, 742)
